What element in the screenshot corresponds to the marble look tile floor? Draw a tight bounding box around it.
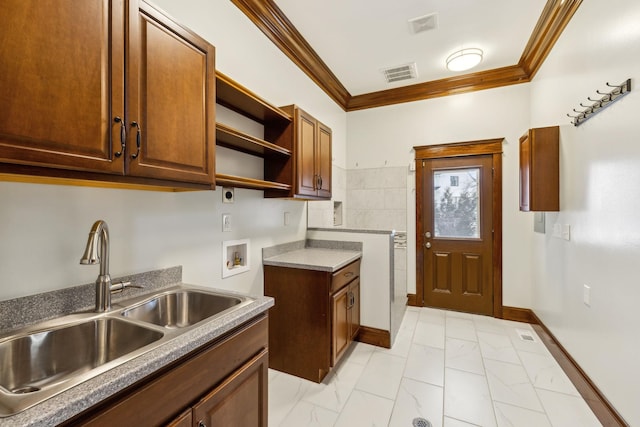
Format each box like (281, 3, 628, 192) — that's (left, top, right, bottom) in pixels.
(268, 307, 602, 427)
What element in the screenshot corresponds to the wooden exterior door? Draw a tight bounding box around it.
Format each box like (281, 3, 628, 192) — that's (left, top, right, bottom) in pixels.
(415, 139, 503, 317)
(126, 1, 215, 184)
(0, 0, 125, 174)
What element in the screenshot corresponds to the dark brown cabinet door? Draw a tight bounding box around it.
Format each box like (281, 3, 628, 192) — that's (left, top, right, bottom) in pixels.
(295, 108, 318, 197)
(519, 126, 559, 211)
(349, 279, 361, 340)
(317, 122, 332, 199)
(292, 107, 332, 199)
(0, 0, 125, 174)
(166, 409, 192, 427)
(193, 350, 268, 427)
(331, 285, 349, 366)
(126, 1, 215, 184)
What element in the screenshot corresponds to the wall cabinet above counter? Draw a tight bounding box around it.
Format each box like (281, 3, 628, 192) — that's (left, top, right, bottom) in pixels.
(1, 1, 332, 198)
(0, 0, 215, 191)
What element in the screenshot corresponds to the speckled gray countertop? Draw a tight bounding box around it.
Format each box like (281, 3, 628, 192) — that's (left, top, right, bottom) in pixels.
(263, 240, 362, 272)
(0, 268, 273, 427)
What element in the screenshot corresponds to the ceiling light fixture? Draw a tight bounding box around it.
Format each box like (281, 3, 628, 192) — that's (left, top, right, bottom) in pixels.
(446, 48, 483, 72)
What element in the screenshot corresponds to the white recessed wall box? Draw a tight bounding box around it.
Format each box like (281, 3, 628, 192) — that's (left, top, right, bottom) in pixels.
(222, 239, 249, 278)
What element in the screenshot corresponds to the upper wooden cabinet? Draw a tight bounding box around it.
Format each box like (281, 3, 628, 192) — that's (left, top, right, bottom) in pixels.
(271, 106, 332, 200)
(519, 126, 559, 212)
(0, 0, 215, 187)
(127, 1, 215, 185)
(0, 0, 124, 175)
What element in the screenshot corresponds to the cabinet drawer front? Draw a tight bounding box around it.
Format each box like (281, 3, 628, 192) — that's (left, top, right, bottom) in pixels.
(331, 259, 360, 293)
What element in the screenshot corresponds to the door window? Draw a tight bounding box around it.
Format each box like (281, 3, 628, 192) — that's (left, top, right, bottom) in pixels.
(433, 168, 480, 238)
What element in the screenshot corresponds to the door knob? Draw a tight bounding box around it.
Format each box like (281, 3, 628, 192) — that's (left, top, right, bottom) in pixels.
(425, 242, 431, 249)
(425, 231, 431, 238)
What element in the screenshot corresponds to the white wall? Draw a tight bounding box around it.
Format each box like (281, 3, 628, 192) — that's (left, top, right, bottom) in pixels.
(346, 84, 534, 307)
(529, 0, 640, 424)
(0, 0, 346, 301)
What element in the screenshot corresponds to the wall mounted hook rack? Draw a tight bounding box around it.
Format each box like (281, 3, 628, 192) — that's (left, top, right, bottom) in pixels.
(567, 79, 631, 126)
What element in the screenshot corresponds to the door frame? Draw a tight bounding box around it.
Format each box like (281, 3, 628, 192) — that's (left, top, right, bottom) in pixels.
(414, 138, 503, 317)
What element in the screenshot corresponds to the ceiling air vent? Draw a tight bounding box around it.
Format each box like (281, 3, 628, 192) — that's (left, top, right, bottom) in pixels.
(408, 13, 438, 35)
(382, 62, 418, 84)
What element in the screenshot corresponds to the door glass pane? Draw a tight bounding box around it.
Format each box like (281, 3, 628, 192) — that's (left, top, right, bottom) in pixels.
(433, 168, 480, 238)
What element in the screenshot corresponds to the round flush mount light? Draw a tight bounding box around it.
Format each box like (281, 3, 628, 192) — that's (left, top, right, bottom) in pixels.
(446, 48, 483, 72)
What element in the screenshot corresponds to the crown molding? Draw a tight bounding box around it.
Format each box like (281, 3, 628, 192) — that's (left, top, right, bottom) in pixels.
(231, 0, 582, 111)
(230, 0, 350, 109)
(347, 65, 529, 111)
(519, 0, 583, 78)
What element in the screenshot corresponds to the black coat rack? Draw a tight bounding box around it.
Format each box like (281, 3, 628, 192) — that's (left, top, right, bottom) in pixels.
(567, 79, 631, 126)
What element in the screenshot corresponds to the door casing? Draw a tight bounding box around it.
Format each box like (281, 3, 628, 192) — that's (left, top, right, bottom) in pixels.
(414, 138, 503, 317)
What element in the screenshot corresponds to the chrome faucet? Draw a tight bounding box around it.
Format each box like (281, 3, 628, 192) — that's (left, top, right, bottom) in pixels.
(80, 220, 142, 312)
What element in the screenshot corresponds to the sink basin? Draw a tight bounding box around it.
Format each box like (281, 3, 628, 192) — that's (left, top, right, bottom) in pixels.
(0, 286, 253, 417)
(121, 290, 245, 328)
(0, 318, 163, 395)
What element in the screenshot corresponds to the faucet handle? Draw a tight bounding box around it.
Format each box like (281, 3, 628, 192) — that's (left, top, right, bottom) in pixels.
(110, 281, 144, 294)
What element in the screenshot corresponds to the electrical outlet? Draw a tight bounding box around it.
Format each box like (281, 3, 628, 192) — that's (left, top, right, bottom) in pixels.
(583, 284, 591, 306)
(284, 211, 290, 226)
(222, 187, 234, 203)
(222, 213, 232, 232)
(562, 224, 571, 241)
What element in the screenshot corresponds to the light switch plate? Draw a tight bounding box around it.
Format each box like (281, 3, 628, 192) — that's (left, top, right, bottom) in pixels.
(222, 213, 232, 232)
(583, 284, 591, 306)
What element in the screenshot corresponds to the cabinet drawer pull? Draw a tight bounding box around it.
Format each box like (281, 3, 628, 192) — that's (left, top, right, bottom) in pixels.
(318, 175, 323, 189)
(130, 121, 141, 159)
(343, 271, 354, 278)
(198, 421, 207, 427)
(113, 116, 126, 158)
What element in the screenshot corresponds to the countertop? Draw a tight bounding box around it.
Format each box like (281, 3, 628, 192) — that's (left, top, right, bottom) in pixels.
(263, 247, 361, 272)
(2, 282, 273, 427)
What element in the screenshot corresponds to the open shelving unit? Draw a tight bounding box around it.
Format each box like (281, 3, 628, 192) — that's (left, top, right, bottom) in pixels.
(215, 72, 293, 193)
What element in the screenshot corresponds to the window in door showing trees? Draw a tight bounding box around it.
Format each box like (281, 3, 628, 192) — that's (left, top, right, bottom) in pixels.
(434, 168, 480, 239)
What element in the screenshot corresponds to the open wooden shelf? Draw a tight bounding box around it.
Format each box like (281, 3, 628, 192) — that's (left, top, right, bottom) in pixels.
(216, 123, 291, 157)
(216, 72, 292, 124)
(215, 173, 291, 191)
(214, 71, 294, 194)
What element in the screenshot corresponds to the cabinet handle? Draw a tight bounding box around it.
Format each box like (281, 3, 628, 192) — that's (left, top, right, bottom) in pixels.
(319, 175, 323, 189)
(344, 272, 354, 278)
(130, 121, 141, 159)
(198, 421, 207, 427)
(347, 291, 355, 308)
(113, 116, 126, 158)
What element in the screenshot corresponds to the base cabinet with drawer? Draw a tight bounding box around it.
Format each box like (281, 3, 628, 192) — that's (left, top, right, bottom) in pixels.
(65, 315, 268, 427)
(264, 259, 360, 383)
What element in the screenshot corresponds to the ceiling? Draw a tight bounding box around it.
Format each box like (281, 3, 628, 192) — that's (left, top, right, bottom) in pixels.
(231, 0, 583, 110)
(272, 0, 546, 96)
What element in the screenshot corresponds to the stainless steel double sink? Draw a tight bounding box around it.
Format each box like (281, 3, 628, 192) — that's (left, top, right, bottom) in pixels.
(0, 286, 252, 417)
